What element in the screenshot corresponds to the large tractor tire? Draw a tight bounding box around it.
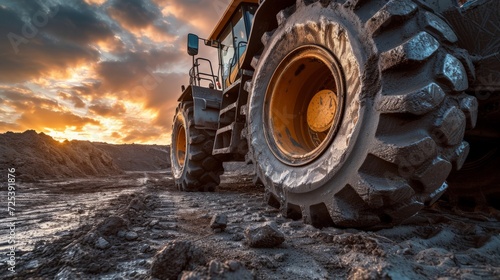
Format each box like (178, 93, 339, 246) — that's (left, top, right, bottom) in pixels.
(171, 102, 223, 192)
(247, 0, 478, 228)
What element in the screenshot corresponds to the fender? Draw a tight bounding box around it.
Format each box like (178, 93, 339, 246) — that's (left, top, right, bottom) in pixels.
(178, 85, 222, 130)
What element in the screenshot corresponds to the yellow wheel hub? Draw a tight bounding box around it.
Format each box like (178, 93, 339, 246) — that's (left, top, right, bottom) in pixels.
(307, 89, 338, 133)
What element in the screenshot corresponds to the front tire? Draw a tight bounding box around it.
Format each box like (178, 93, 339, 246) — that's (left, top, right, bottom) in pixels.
(247, 0, 477, 228)
(171, 102, 223, 192)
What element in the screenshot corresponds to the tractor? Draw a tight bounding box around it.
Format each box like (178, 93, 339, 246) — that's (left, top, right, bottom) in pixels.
(171, 0, 500, 228)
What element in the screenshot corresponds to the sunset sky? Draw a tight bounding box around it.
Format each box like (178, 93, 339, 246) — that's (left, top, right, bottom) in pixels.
(0, 0, 230, 144)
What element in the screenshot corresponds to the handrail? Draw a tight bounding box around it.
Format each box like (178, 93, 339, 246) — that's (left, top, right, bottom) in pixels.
(189, 57, 219, 88)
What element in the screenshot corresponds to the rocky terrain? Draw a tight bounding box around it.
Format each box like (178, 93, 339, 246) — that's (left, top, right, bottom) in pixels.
(0, 131, 499, 279)
(0, 169, 498, 280)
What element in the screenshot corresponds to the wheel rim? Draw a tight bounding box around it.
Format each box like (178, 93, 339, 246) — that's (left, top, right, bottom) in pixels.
(175, 123, 187, 169)
(264, 45, 345, 166)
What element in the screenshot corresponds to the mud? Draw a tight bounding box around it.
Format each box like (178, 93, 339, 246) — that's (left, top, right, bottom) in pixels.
(1, 168, 499, 279)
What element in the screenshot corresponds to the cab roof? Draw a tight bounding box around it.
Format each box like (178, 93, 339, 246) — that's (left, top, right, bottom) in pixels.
(207, 0, 259, 41)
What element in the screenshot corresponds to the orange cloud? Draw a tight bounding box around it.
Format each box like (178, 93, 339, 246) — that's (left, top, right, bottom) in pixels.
(2, 88, 59, 111)
(111, 131, 122, 139)
(58, 92, 86, 108)
(89, 100, 126, 117)
(121, 127, 166, 143)
(18, 107, 100, 132)
(155, 0, 231, 35)
(0, 121, 20, 132)
(84, 0, 107, 6)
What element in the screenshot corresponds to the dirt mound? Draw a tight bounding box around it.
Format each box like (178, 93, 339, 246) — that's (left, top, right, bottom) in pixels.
(0, 130, 123, 182)
(94, 143, 170, 171)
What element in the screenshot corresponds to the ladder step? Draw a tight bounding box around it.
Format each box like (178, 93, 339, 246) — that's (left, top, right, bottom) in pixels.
(219, 102, 238, 116)
(213, 147, 231, 155)
(216, 123, 235, 134)
(213, 122, 245, 155)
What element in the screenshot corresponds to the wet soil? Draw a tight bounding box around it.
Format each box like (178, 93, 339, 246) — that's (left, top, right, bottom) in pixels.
(1, 169, 499, 279)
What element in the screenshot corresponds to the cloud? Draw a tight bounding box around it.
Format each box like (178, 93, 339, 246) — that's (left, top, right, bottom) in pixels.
(1, 87, 99, 132)
(2, 88, 60, 111)
(108, 0, 160, 29)
(0, 4, 104, 83)
(96, 48, 187, 93)
(17, 107, 100, 131)
(84, 0, 107, 6)
(43, 3, 114, 45)
(0, 121, 21, 132)
(89, 100, 126, 117)
(108, 0, 176, 42)
(58, 92, 86, 108)
(153, 103, 177, 130)
(69, 82, 102, 97)
(121, 127, 164, 143)
(111, 131, 122, 138)
(154, 0, 231, 35)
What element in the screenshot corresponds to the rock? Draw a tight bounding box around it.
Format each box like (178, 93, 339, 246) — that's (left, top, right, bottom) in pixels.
(231, 233, 245, 241)
(274, 253, 286, 262)
(117, 230, 126, 238)
(25, 260, 39, 269)
(96, 216, 128, 236)
(150, 241, 193, 280)
(95, 237, 111, 250)
(349, 267, 385, 280)
(208, 260, 253, 280)
(181, 271, 204, 280)
(208, 260, 224, 276)
(244, 222, 285, 248)
(226, 260, 242, 271)
(125, 231, 139, 241)
(257, 255, 278, 269)
(139, 244, 150, 253)
(210, 214, 228, 231)
(83, 232, 98, 245)
(284, 221, 304, 229)
(128, 198, 146, 211)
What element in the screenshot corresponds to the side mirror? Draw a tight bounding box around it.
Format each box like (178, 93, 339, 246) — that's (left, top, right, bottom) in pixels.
(187, 33, 199, 56)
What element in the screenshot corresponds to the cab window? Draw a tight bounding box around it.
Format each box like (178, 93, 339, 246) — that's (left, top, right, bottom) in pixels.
(219, 5, 257, 88)
(220, 25, 235, 85)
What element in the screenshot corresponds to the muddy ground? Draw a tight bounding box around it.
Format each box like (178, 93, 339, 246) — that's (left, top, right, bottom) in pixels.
(1, 167, 499, 280)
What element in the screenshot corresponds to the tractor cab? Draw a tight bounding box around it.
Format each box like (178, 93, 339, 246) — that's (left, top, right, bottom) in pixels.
(214, 2, 257, 89)
(184, 0, 257, 90)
